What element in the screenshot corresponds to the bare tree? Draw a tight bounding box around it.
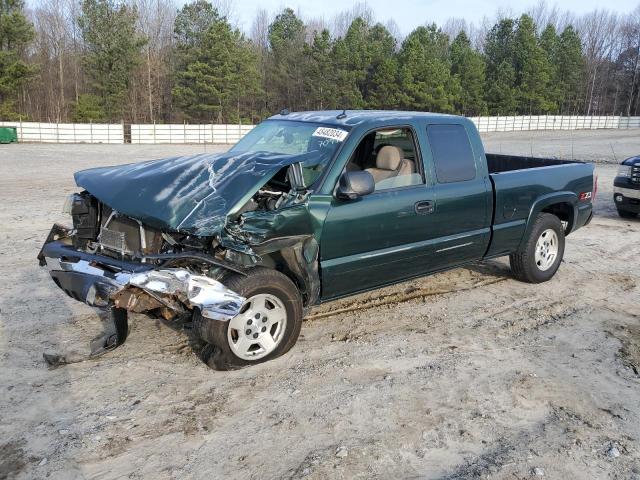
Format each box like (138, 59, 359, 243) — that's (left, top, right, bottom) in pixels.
(442, 17, 468, 41)
(132, 0, 176, 122)
(576, 9, 620, 114)
(30, 0, 81, 121)
(331, 2, 375, 38)
(250, 8, 270, 50)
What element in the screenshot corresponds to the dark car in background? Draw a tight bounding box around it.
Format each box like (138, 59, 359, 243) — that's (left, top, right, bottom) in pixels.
(614, 156, 640, 218)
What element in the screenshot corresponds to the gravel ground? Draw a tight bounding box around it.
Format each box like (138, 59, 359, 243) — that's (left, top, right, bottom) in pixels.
(1, 132, 639, 480)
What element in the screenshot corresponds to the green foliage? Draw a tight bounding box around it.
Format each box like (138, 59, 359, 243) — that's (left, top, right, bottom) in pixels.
(486, 60, 517, 114)
(555, 26, 585, 113)
(450, 32, 487, 115)
(71, 93, 107, 122)
(172, 1, 261, 122)
(266, 8, 306, 111)
(78, 0, 146, 121)
(484, 19, 517, 114)
(305, 30, 335, 110)
(397, 25, 456, 112)
(1, 1, 595, 122)
(0, 0, 36, 117)
(513, 15, 554, 113)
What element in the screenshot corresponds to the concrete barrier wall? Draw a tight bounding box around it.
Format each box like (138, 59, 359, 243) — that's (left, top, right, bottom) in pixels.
(2, 116, 640, 143)
(469, 115, 640, 132)
(130, 124, 254, 144)
(0, 121, 124, 144)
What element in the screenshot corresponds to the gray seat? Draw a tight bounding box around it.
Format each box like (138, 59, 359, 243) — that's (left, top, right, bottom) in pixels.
(366, 146, 415, 183)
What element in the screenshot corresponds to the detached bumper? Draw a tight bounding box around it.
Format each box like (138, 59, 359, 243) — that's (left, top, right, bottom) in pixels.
(39, 225, 245, 321)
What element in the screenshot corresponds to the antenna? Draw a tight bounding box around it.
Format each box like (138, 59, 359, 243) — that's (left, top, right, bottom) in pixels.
(336, 109, 347, 120)
(609, 143, 618, 163)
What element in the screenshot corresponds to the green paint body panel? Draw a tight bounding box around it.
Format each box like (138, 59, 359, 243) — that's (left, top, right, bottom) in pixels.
(275, 111, 594, 303)
(73, 110, 595, 305)
(0, 127, 17, 144)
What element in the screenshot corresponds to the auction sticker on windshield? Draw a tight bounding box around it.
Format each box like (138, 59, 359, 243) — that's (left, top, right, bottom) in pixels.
(312, 127, 349, 142)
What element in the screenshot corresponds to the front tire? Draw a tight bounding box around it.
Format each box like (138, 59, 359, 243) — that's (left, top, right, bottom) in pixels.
(193, 268, 303, 370)
(510, 213, 565, 283)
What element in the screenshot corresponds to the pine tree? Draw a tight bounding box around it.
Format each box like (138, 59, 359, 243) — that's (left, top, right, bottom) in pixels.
(486, 60, 517, 114)
(0, 0, 36, 119)
(450, 31, 487, 115)
(363, 23, 399, 109)
(78, 0, 146, 121)
(305, 30, 335, 110)
(267, 8, 306, 111)
(330, 17, 369, 109)
(397, 25, 456, 112)
(513, 15, 554, 113)
(555, 26, 585, 114)
(173, 2, 260, 122)
(483, 18, 518, 114)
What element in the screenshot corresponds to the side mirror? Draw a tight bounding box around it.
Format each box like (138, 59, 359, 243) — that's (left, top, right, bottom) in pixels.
(336, 171, 375, 200)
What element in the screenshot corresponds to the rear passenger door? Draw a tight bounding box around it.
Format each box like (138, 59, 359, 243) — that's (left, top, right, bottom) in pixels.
(424, 123, 492, 267)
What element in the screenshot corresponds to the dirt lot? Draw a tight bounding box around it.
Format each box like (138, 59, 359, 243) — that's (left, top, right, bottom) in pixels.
(1, 132, 639, 480)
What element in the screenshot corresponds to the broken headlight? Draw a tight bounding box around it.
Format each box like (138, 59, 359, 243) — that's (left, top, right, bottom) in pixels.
(62, 194, 75, 215)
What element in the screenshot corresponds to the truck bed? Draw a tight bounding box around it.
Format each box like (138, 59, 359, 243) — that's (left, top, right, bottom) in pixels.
(486, 153, 581, 174)
(484, 153, 595, 259)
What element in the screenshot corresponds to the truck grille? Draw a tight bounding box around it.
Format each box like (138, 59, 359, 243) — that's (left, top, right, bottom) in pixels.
(97, 205, 163, 257)
(98, 227, 128, 254)
(632, 164, 640, 184)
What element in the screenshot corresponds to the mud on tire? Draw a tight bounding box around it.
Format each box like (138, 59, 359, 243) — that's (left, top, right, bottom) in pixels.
(509, 213, 565, 284)
(193, 267, 303, 370)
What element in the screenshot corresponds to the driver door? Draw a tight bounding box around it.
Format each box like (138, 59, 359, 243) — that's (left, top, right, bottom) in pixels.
(320, 126, 434, 299)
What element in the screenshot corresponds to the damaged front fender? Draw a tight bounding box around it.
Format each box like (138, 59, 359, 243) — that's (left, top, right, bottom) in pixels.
(41, 240, 245, 322)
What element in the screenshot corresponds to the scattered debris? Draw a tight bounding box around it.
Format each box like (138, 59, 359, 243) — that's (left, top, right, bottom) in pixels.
(607, 445, 621, 458)
(335, 446, 348, 458)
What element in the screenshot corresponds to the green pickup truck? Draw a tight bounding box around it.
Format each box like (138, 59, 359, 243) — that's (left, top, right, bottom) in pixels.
(39, 111, 595, 369)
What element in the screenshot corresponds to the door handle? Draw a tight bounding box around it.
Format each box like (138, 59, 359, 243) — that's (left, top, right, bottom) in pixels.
(415, 200, 434, 215)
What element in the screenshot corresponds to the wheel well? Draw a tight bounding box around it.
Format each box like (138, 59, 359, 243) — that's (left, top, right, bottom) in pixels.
(260, 249, 319, 307)
(541, 202, 574, 234)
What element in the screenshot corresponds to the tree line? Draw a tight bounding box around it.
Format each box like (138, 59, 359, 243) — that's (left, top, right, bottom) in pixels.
(1, 0, 639, 123)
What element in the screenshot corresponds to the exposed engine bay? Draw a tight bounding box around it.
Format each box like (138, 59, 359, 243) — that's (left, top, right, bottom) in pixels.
(38, 160, 320, 360)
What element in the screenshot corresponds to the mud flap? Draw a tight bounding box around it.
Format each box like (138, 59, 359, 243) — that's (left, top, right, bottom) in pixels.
(89, 306, 129, 357)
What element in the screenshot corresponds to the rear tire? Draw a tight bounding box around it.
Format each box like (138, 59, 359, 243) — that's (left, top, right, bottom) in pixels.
(193, 268, 303, 370)
(617, 208, 637, 219)
(510, 213, 565, 283)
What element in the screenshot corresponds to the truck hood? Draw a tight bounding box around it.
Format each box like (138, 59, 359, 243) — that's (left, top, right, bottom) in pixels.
(74, 150, 309, 236)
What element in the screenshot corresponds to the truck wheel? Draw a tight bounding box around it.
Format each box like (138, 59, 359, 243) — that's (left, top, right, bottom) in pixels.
(510, 213, 565, 283)
(617, 208, 637, 219)
(193, 268, 303, 370)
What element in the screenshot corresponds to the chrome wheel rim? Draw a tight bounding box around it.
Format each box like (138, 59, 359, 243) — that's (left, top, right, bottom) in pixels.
(534, 229, 559, 271)
(227, 293, 287, 360)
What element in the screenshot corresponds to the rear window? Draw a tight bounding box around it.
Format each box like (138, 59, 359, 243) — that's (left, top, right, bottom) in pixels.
(427, 124, 476, 183)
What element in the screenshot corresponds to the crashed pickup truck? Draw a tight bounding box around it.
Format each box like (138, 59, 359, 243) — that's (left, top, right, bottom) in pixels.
(39, 110, 595, 369)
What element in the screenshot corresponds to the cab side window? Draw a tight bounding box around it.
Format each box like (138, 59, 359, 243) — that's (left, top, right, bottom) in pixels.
(426, 124, 476, 183)
(345, 127, 423, 191)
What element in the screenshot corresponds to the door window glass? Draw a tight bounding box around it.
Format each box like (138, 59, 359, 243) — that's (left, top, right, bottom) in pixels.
(426, 124, 476, 183)
(345, 127, 423, 191)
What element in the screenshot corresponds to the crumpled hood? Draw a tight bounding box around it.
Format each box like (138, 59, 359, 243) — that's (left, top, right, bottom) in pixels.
(74, 150, 309, 236)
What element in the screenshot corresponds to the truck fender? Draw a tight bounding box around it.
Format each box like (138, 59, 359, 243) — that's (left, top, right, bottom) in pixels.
(518, 191, 578, 251)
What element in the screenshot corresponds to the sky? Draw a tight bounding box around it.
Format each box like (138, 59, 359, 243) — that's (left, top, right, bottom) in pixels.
(229, 0, 639, 35)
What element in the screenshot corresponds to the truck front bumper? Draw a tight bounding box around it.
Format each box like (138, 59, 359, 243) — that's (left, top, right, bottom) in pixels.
(38, 224, 245, 322)
(613, 187, 640, 214)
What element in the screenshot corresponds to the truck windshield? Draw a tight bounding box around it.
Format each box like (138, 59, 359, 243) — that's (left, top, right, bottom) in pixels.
(230, 120, 349, 186)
